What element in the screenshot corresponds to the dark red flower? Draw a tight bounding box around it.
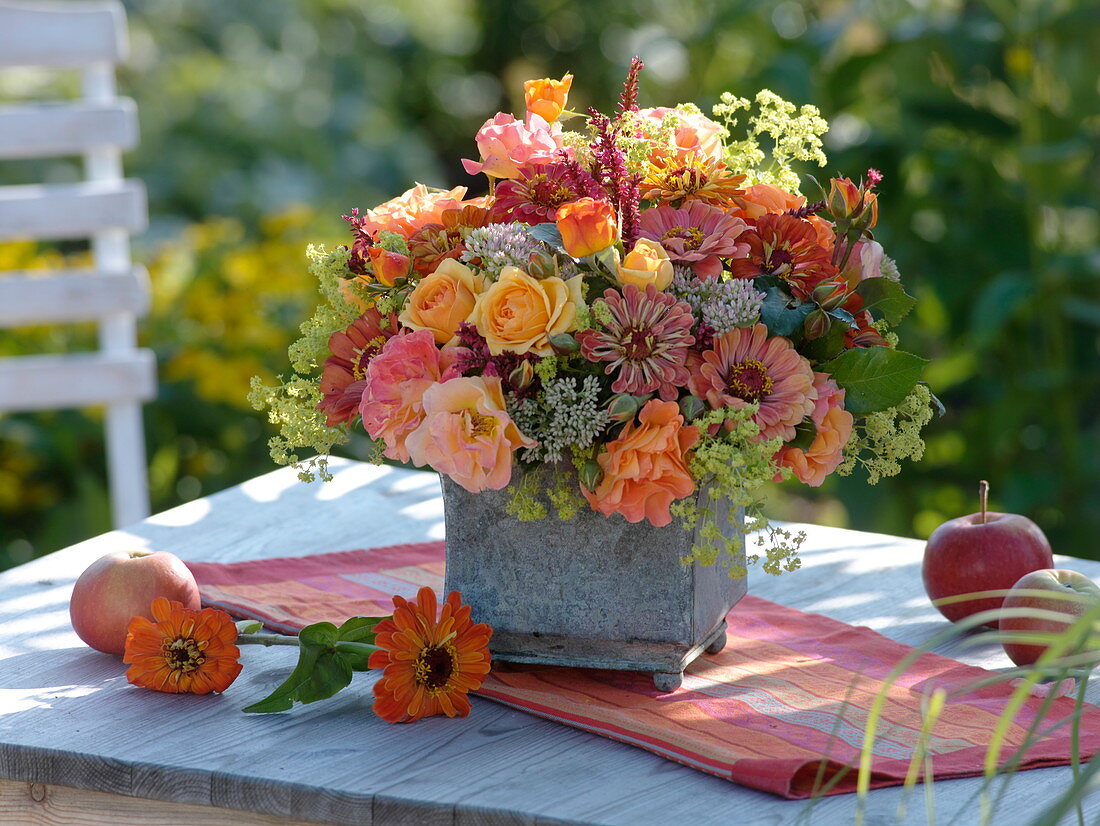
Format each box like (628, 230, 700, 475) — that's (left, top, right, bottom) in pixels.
(728, 213, 838, 298)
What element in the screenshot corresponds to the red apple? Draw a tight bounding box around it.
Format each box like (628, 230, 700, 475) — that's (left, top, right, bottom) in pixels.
(922, 481, 1052, 625)
(69, 550, 201, 655)
(1000, 569, 1100, 666)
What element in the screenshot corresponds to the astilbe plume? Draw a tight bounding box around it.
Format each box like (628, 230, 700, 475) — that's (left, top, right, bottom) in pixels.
(588, 108, 643, 244)
(341, 208, 374, 275)
(618, 56, 644, 115)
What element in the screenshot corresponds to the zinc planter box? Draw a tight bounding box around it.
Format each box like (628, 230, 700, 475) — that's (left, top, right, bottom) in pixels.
(441, 473, 747, 691)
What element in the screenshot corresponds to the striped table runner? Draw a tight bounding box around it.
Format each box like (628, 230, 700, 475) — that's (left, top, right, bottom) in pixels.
(188, 542, 1100, 799)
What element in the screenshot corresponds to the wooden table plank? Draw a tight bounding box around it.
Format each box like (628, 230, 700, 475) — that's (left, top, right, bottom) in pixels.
(1, 458, 1098, 825)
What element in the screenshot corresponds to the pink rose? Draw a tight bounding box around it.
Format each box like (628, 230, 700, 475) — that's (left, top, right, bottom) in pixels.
(359, 330, 461, 463)
(404, 376, 535, 492)
(461, 112, 566, 180)
(359, 184, 469, 239)
(839, 239, 885, 286)
(638, 107, 726, 164)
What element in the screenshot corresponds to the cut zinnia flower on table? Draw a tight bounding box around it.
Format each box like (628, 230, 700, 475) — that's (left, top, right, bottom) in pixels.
(369, 587, 493, 723)
(123, 597, 242, 694)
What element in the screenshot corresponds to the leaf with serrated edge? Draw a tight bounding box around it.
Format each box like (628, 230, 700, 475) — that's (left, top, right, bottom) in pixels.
(822, 346, 928, 414)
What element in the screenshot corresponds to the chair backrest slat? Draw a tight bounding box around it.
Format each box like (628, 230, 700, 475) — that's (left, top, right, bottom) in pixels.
(0, 267, 149, 327)
(0, 350, 155, 412)
(0, 180, 147, 241)
(0, 1, 126, 68)
(0, 101, 139, 159)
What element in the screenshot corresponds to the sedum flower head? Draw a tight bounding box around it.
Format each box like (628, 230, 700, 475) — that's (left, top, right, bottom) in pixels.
(461, 222, 544, 279)
(671, 267, 765, 333)
(509, 375, 609, 464)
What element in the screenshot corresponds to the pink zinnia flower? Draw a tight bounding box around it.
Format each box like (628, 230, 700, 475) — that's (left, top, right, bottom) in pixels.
(775, 372, 853, 486)
(404, 376, 535, 493)
(359, 330, 462, 462)
(578, 284, 695, 401)
(462, 113, 566, 180)
(492, 163, 584, 223)
(687, 323, 816, 442)
(636, 202, 748, 279)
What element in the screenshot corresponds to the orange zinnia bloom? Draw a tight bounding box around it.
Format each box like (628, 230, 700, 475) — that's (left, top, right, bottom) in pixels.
(369, 587, 493, 723)
(123, 598, 242, 694)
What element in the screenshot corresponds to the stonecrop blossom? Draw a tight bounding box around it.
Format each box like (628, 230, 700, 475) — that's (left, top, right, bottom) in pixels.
(636, 202, 749, 279)
(579, 284, 695, 401)
(460, 222, 545, 279)
(253, 62, 934, 579)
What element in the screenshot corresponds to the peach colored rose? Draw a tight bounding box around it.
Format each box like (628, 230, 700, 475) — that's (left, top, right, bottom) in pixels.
(360, 184, 469, 239)
(470, 266, 583, 356)
(775, 372, 853, 486)
(582, 399, 699, 527)
(555, 197, 618, 258)
(461, 112, 565, 180)
(359, 330, 461, 463)
(404, 376, 535, 493)
(524, 73, 572, 122)
(638, 107, 725, 164)
(367, 247, 411, 286)
(616, 238, 674, 291)
(399, 259, 485, 346)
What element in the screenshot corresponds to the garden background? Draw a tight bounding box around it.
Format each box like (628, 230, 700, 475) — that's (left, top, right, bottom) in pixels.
(1, 0, 1097, 571)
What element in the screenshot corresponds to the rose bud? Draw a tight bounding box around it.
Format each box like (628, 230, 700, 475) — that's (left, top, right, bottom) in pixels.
(578, 458, 604, 492)
(508, 360, 535, 390)
(828, 177, 878, 229)
(555, 197, 618, 258)
(606, 393, 644, 423)
(367, 246, 411, 287)
(678, 395, 706, 422)
(548, 332, 580, 355)
(803, 308, 832, 341)
(523, 73, 573, 123)
(812, 281, 848, 311)
(616, 238, 674, 291)
(526, 249, 559, 280)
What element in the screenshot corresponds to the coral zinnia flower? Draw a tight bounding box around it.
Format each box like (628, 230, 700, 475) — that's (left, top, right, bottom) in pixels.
(493, 162, 584, 224)
(578, 284, 695, 401)
(123, 598, 242, 694)
(636, 202, 748, 279)
(688, 323, 816, 442)
(317, 308, 400, 426)
(641, 152, 745, 207)
(369, 587, 493, 723)
(728, 213, 837, 298)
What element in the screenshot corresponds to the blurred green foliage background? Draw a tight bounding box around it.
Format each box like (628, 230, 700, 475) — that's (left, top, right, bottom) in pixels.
(1, 0, 1097, 570)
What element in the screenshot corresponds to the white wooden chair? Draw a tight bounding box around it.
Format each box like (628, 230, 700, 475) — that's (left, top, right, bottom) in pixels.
(0, 0, 155, 527)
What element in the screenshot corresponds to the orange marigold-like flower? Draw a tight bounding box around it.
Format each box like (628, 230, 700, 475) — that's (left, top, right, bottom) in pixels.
(641, 152, 745, 207)
(123, 598, 242, 695)
(369, 587, 493, 723)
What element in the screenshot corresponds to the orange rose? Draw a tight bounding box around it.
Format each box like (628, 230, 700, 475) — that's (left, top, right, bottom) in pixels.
(399, 259, 485, 346)
(555, 197, 618, 258)
(616, 238, 674, 291)
(583, 400, 699, 527)
(367, 247, 411, 287)
(524, 73, 573, 122)
(470, 266, 583, 356)
(732, 183, 805, 222)
(775, 405, 854, 487)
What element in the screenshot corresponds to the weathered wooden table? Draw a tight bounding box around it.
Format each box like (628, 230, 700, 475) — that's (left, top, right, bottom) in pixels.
(2, 458, 1097, 825)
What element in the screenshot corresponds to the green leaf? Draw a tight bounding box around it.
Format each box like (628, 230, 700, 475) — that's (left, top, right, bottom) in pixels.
(788, 419, 818, 450)
(760, 287, 814, 337)
(855, 278, 917, 325)
(822, 346, 928, 414)
(526, 222, 564, 251)
(243, 617, 386, 713)
(800, 319, 849, 362)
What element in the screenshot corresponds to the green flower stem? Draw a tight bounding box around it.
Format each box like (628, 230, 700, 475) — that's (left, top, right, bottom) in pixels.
(237, 633, 381, 657)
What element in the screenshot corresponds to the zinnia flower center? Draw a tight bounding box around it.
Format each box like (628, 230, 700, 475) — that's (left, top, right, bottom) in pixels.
(667, 167, 705, 193)
(352, 336, 388, 380)
(661, 225, 705, 250)
(162, 637, 206, 673)
(727, 358, 774, 403)
(414, 644, 456, 691)
(624, 327, 655, 360)
(530, 176, 573, 208)
(766, 247, 794, 274)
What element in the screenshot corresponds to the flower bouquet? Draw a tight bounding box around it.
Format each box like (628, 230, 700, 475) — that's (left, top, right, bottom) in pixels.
(252, 59, 935, 685)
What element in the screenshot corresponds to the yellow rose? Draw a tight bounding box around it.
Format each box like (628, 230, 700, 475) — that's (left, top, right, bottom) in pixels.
(616, 239, 674, 291)
(399, 259, 485, 346)
(470, 266, 583, 356)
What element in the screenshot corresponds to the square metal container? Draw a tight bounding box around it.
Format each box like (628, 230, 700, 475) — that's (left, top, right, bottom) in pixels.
(441, 472, 747, 691)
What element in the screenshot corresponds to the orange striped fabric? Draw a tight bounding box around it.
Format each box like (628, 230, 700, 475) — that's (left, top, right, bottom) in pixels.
(189, 543, 1100, 798)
